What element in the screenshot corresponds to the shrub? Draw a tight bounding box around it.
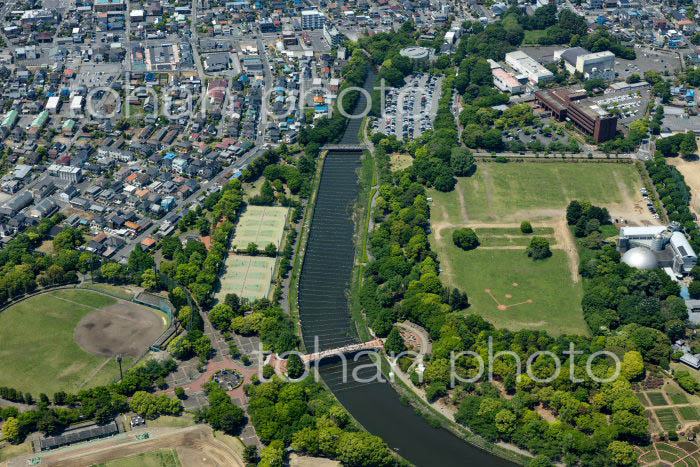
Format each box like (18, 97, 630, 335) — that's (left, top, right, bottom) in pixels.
(526, 237, 552, 260)
(520, 221, 533, 234)
(452, 228, 479, 251)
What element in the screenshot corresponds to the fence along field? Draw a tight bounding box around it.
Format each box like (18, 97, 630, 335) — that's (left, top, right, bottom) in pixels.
(0, 289, 167, 395)
(230, 205, 288, 251)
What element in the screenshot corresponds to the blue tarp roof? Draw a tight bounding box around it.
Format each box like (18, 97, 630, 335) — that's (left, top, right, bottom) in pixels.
(165, 152, 177, 160)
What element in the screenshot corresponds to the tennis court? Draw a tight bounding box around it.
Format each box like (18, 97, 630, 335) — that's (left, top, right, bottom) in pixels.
(231, 206, 288, 251)
(217, 255, 276, 302)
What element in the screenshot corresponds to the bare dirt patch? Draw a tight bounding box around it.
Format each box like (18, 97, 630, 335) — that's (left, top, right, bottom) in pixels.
(389, 153, 413, 171)
(74, 302, 165, 358)
(43, 426, 244, 467)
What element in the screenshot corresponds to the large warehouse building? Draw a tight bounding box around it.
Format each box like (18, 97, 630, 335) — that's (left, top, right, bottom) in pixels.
(617, 223, 698, 275)
(534, 87, 617, 143)
(554, 48, 616, 81)
(505, 51, 553, 85)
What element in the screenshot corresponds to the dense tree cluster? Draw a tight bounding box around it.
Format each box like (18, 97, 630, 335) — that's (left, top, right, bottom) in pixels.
(0, 214, 97, 303)
(646, 157, 700, 252)
(655, 132, 698, 158)
(247, 378, 398, 466)
(0, 359, 178, 443)
(195, 382, 246, 435)
(454, 9, 634, 62)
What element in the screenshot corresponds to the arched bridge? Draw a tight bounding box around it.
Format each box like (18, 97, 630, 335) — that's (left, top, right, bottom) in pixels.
(268, 338, 385, 373)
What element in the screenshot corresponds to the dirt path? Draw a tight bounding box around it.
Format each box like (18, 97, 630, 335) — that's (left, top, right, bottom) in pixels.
(555, 217, 581, 283)
(457, 185, 469, 221)
(480, 165, 494, 215)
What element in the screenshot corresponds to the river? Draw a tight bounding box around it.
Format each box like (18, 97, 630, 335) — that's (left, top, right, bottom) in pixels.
(298, 70, 515, 467)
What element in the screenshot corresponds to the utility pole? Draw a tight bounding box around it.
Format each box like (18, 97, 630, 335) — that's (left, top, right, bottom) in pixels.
(116, 354, 123, 381)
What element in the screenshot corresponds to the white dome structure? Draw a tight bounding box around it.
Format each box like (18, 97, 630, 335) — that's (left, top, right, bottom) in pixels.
(621, 247, 658, 270)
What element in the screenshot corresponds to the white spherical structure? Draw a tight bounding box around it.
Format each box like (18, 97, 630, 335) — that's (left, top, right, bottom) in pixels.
(621, 247, 658, 270)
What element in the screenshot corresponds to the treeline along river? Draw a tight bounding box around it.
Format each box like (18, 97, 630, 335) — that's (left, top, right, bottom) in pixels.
(297, 70, 515, 466)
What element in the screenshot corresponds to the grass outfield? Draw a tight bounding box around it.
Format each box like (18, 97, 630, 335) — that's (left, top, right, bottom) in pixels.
(429, 233, 587, 335)
(0, 290, 131, 395)
(428, 163, 642, 224)
(96, 449, 181, 467)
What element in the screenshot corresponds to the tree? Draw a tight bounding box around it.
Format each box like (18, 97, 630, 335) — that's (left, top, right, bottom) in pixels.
(101, 262, 123, 282)
(1, 417, 21, 443)
(450, 147, 476, 177)
(264, 243, 277, 257)
(174, 387, 186, 400)
(608, 440, 637, 466)
(209, 304, 235, 330)
(245, 242, 259, 255)
(224, 293, 241, 313)
(141, 268, 158, 291)
(680, 132, 698, 158)
(259, 440, 285, 467)
(243, 445, 259, 464)
(452, 228, 480, 251)
(520, 221, 533, 234)
(621, 351, 645, 381)
(286, 353, 305, 379)
(336, 432, 393, 467)
(689, 281, 700, 299)
(384, 327, 406, 354)
(526, 237, 551, 260)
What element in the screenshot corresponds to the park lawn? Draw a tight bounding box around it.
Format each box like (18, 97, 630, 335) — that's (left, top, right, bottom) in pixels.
(429, 233, 587, 335)
(389, 153, 413, 171)
(84, 283, 135, 300)
(0, 290, 127, 395)
(428, 163, 642, 224)
(96, 449, 181, 467)
(474, 227, 555, 236)
(145, 414, 196, 428)
(523, 29, 547, 45)
(0, 442, 32, 462)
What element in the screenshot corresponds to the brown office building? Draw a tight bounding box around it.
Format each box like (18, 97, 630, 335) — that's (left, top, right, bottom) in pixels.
(535, 87, 617, 143)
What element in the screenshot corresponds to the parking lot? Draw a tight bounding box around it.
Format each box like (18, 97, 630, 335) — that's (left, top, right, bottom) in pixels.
(616, 48, 682, 80)
(591, 89, 650, 126)
(374, 74, 442, 141)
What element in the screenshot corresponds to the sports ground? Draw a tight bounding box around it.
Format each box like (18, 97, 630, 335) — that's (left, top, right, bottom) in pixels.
(428, 162, 647, 336)
(0, 289, 168, 394)
(216, 255, 276, 302)
(231, 205, 288, 251)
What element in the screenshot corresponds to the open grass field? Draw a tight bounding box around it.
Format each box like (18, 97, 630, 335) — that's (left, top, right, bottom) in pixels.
(216, 255, 275, 302)
(0, 289, 166, 395)
(428, 163, 644, 224)
(474, 228, 558, 248)
(649, 392, 670, 406)
(656, 408, 681, 431)
(95, 449, 181, 467)
(429, 231, 587, 335)
(231, 205, 288, 251)
(0, 442, 32, 462)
